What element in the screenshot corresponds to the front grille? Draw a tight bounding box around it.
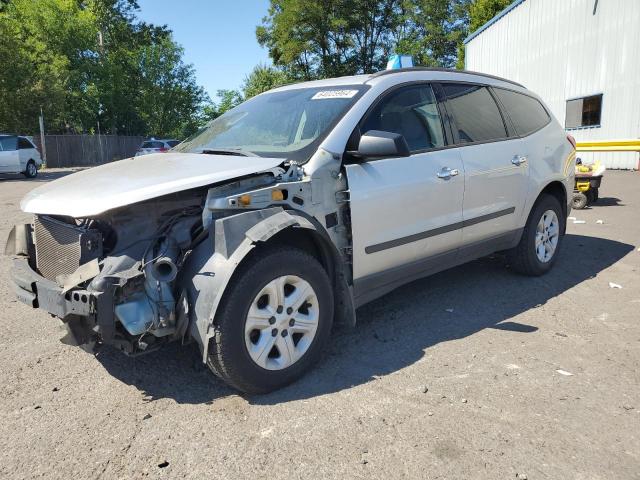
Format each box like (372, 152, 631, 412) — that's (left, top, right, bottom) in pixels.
(33, 215, 102, 281)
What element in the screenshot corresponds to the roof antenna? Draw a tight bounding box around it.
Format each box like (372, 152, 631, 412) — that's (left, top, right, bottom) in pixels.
(593, 0, 599, 14)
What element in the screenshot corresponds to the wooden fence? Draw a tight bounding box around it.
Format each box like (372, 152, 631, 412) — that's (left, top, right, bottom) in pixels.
(32, 135, 145, 168)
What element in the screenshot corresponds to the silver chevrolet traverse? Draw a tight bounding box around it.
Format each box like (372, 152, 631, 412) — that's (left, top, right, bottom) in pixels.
(6, 68, 575, 393)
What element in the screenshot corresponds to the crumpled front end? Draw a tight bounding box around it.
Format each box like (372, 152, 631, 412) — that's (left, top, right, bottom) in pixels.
(6, 193, 204, 354)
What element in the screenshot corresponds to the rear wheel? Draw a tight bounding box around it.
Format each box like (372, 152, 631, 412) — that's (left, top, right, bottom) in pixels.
(207, 246, 333, 394)
(508, 194, 565, 276)
(572, 191, 588, 209)
(23, 160, 37, 178)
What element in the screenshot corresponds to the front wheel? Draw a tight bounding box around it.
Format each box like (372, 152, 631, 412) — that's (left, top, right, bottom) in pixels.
(207, 246, 334, 394)
(508, 194, 565, 276)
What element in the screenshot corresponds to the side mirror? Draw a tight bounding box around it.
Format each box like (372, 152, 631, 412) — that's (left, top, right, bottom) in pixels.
(352, 130, 410, 159)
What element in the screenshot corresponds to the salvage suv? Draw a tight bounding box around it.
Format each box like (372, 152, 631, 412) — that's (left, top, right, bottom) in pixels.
(5, 68, 575, 393)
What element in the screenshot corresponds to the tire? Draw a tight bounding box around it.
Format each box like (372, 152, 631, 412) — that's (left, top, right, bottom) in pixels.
(508, 194, 565, 276)
(572, 191, 588, 209)
(23, 160, 37, 178)
(207, 246, 334, 394)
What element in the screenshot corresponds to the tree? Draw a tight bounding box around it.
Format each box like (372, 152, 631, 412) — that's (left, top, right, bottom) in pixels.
(0, 0, 208, 137)
(395, 0, 471, 69)
(242, 64, 291, 99)
(257, 0, 401, 79)
(135, 36, 208, 138)
(202, 89, 243, 122)
(257, 0, 474, 77)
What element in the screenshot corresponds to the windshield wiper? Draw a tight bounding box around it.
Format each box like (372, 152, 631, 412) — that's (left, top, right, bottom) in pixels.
(200, 148, 254, 157)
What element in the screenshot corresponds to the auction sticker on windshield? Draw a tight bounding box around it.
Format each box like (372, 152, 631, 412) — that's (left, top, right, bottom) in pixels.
(311, 90, 359, 100)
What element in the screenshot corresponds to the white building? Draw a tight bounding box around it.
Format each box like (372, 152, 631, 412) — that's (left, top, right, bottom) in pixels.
(464, 0, 640, 169)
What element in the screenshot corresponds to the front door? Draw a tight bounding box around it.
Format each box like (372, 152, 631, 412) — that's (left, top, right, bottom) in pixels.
(345, 83, 465, 295)
(440, 83, 529, 245)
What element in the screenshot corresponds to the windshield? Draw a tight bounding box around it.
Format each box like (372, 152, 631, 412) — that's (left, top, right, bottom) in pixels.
(175, 85, 367, 162)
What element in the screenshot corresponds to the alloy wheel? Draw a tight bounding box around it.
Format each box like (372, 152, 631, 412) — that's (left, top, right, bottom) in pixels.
(244, 275, 319, 371)
(535, 209, 559, 263)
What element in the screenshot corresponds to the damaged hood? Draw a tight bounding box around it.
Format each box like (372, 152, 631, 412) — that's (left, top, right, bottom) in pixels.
(21, 152, 283, 217)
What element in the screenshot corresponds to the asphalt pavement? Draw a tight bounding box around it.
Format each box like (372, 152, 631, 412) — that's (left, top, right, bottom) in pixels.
(0, 169, 638, 479)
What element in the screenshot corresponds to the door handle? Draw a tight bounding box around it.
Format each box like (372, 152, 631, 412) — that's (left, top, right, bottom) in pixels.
(512, 155, 528, 166)
(437, 167, 460, 179)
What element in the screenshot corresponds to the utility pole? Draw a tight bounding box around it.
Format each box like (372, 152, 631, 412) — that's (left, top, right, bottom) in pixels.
(39, 107, 47, 166)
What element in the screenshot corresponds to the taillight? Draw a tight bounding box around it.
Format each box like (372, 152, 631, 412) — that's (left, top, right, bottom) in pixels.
(567, 134, 577, 150)
(159, 147, 168, 152)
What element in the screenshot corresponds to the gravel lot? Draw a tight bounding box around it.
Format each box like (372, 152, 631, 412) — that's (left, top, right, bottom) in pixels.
(0, 169, 639, 479)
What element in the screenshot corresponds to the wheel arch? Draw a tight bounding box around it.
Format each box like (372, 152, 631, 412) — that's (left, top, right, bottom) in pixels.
(183, 207, 354, 363)
(539, 180, 568, 219)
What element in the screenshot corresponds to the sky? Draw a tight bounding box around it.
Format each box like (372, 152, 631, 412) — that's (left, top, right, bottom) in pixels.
(136, 0, 272, 100)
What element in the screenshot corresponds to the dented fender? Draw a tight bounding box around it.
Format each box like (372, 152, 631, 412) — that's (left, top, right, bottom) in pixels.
(182, 207, 319, 361)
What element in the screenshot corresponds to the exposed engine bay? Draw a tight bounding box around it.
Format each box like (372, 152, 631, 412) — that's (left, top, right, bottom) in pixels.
(28, 190, 206, 353)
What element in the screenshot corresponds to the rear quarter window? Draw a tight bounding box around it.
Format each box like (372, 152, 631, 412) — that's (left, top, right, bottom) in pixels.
(494, 88, 550, 136)
(142, 141, 163, 149)
(442, 84, 507, 144)
(166, 140, 180, 148)
(18, 137, 35, 149)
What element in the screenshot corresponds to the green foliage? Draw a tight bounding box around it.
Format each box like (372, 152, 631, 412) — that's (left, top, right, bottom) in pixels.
(468, 0, 512, 32)
(202, 65, 294, 123)
(242, 64, 291, 99)
(395, 0, 471, 69)
(257, 0, 474, 77)
(202, 89, 244, 122)
(0, 0, 207, 137)
(257, 0, 401, 79)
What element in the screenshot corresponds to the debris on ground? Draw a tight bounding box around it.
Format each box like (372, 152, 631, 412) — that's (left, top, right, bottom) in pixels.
(556, 369, 574, 376)
(609, 282, 623, 289)
(568, 216, 576, 220)
(143, 413, 152, 420)
(596, 219, 604, 224)
(445, 308, 454, 313)
(462, 398, 468, 403)
(422, 386, 429, 393)
(573, 220, 586, 224)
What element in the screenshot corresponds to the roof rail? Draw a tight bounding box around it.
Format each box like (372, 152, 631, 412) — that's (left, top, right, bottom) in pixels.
(367, 67, 525, 88)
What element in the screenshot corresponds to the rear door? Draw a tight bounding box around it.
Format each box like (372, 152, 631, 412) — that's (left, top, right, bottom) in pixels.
(440, 83, 528, 246)
(0, 136, 20, 173)
(345, 83, 465, 286)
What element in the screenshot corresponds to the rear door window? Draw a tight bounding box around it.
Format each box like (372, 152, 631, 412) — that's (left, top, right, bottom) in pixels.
(0, 136, 17, 150)
(166, 140, 180, 148)
(0, 136, 15, 151)
(442, 84, 507, 144)
(361, 84, 445, 152)
(494, 88, 550, 136)
(142, 141, 163, 149)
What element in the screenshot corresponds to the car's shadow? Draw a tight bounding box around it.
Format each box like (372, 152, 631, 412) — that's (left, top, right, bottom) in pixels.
(94, 234, 634, 404)
(0, 171, 76, 183)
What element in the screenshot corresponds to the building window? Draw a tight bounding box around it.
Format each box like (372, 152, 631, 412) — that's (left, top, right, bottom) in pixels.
(565, 94, 602, 129)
